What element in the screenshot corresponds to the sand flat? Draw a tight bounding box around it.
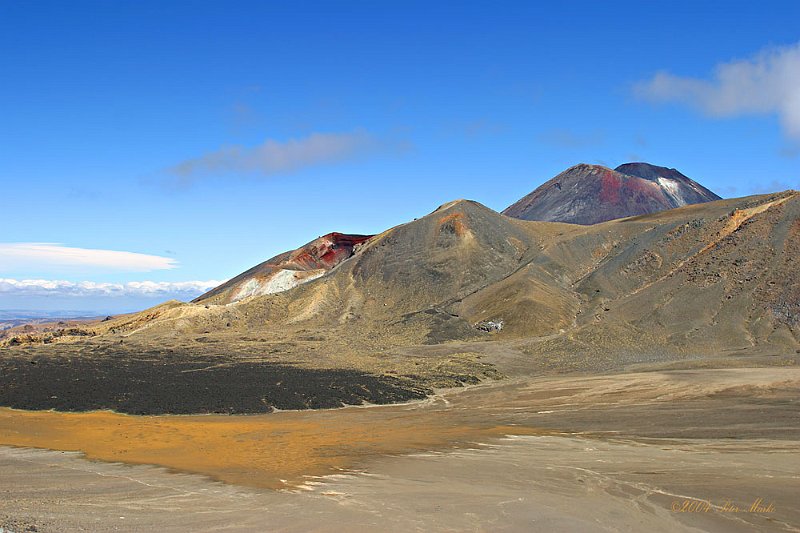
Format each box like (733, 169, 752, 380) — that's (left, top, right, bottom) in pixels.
(1, 367, 799, 531)
(0, 405, 519, 489)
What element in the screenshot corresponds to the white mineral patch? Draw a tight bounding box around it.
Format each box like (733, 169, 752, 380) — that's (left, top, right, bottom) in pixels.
(232, 279, 262, 301)
(657, 177, 687, 206)
(231, 269, 325, 303)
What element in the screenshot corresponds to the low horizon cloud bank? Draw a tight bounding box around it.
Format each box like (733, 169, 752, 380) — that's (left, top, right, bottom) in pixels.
(169, 130, 390, 184)
(0, 243, 177, 272)
(0, 278, 224, 298)
(635, 42, 800, 141)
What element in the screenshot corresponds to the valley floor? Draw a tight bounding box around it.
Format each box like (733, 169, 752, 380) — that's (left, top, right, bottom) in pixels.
(1, 365, 799, 532)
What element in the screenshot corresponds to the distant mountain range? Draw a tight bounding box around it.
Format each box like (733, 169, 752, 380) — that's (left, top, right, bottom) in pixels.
(4, 162, 796, 357)
(2, 161, 797, 413)
(37, 186, 798, 358)
(503, 162, 721, 225)
(0, 310, 101, 331)
(0, 310, 99, 320)
(190, 162, 722, 305)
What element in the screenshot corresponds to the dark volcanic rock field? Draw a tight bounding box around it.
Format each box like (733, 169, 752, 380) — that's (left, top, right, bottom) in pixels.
(0, 352, 429, 414)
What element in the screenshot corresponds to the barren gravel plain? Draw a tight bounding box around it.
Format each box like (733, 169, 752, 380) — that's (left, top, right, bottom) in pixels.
(1, 363, 798, 532)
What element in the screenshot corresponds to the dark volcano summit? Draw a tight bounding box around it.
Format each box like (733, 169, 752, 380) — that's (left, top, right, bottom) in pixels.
(503, 162, 721, 225)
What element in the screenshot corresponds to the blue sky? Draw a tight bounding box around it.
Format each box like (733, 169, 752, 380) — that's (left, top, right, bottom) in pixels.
(1, 1, 799, 313)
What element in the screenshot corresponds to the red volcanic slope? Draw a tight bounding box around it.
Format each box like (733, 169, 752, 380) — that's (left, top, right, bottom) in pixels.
(503, 162, 721, 225)
(194, 232, 373, 303)
(287, 232, 374, 270)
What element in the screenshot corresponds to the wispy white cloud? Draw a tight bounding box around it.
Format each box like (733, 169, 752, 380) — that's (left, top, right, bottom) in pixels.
(0, 279, 223, 298)
(634, 42, 800, 140)
(169, 130, 387, 184)
(0, 243, 177, 272)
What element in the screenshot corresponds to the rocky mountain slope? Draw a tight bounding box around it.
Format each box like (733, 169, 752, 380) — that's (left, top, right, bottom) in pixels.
(2, 187, 798, 414)
(503, 162, 721, 224)
(194, 232, 373, 305)
(41, 190, 799, 357)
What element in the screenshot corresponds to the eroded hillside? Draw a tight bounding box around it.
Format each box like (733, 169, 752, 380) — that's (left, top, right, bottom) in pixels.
(1, 192, 798, 413)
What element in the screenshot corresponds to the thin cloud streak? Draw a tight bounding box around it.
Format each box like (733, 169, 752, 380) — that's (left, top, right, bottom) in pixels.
(0, 279, 224, 298)
(634, 42, 800, 140)
(0, 243, 177, 272)
(169, 130, 385, 185)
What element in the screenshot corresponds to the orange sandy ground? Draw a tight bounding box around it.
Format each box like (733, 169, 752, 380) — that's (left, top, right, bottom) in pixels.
(0, 406, 520, 489)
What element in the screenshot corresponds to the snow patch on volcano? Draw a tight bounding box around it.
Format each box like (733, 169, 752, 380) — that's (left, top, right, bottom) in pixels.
(657, 177, 687, 207)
